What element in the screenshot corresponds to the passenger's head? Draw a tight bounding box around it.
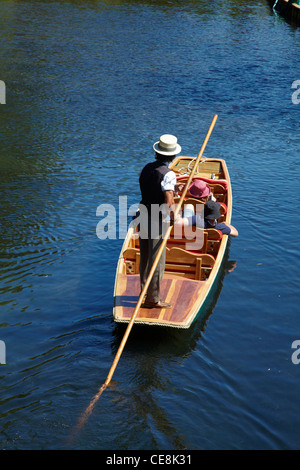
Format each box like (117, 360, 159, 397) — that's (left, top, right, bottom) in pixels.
(204, 200, 221, 222)
(188, 179, 211, 200)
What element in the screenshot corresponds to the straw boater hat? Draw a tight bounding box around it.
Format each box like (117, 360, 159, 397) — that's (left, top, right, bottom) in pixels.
(153, 134, 181, 156)
(188, 179, 211, 198)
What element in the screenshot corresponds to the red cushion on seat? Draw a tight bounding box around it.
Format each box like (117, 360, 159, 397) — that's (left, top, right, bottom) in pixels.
(177, 175, 228, 191)
(220, 202, 227, 214)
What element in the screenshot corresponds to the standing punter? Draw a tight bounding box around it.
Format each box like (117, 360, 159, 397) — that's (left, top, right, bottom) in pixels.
(138, 134, 182, 309)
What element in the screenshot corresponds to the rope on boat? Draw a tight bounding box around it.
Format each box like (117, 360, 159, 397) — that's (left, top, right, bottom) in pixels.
(178, 155, 208, 175)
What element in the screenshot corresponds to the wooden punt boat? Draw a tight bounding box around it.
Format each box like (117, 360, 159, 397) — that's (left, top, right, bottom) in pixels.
(113, 156, 232, 329)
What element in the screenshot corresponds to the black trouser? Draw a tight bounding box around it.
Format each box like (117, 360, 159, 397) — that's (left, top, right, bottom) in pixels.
(139, 211, 167, 304)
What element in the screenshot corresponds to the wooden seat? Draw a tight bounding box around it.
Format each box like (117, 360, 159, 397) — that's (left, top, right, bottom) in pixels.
(128, 232, 139, 249)
(131, 225, 223, 258)
(174, 196, 227, 216)
(168, 224, 207, 253)
(165, 247, 215, 281)
(168, 225, 223, 255)
(176, 175, 228, 205)
(210, 183, 226, 203)
(122, 247, 215, 281)
(123, 248, 140, 275)
(205, 228, 223, 257)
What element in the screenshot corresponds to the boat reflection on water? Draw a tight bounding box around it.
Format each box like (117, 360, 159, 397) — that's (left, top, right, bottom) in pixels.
(108, 245, 236, 448)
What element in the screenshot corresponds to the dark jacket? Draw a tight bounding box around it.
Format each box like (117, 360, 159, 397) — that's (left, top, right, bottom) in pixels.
(139, 161, 171, 207)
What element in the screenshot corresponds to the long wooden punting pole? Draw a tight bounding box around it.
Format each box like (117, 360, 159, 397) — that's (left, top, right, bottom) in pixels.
(74, 114, 218, 432)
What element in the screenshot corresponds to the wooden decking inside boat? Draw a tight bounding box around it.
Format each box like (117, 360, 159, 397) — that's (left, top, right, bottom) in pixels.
(171, 156, 225, 180)
(114, 273, 206, 328)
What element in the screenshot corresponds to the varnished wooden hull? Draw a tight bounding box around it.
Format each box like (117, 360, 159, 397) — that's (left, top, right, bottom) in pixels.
(113, 157, 232, 328)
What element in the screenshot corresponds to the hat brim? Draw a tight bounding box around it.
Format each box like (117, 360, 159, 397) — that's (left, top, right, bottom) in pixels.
(204, 211, 221, 220)
(189, 185, 211, 198)
(153, 141, 181, 156)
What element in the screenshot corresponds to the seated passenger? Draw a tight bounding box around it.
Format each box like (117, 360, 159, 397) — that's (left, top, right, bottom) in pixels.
(175, 200, 238, 237)
(187, 179, 216, 202)
(203, 200, 238, 236)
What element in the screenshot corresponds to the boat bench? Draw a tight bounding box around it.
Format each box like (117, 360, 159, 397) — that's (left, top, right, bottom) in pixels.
(122, 247, 215, 281)
(174, 197, 227, 222)
(176, 176, 228, 204)
(167, 226, 223, 258)
(209, 183, 227, 203)
(202, 228, 223, 258)
(129, 227, 223, 258)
